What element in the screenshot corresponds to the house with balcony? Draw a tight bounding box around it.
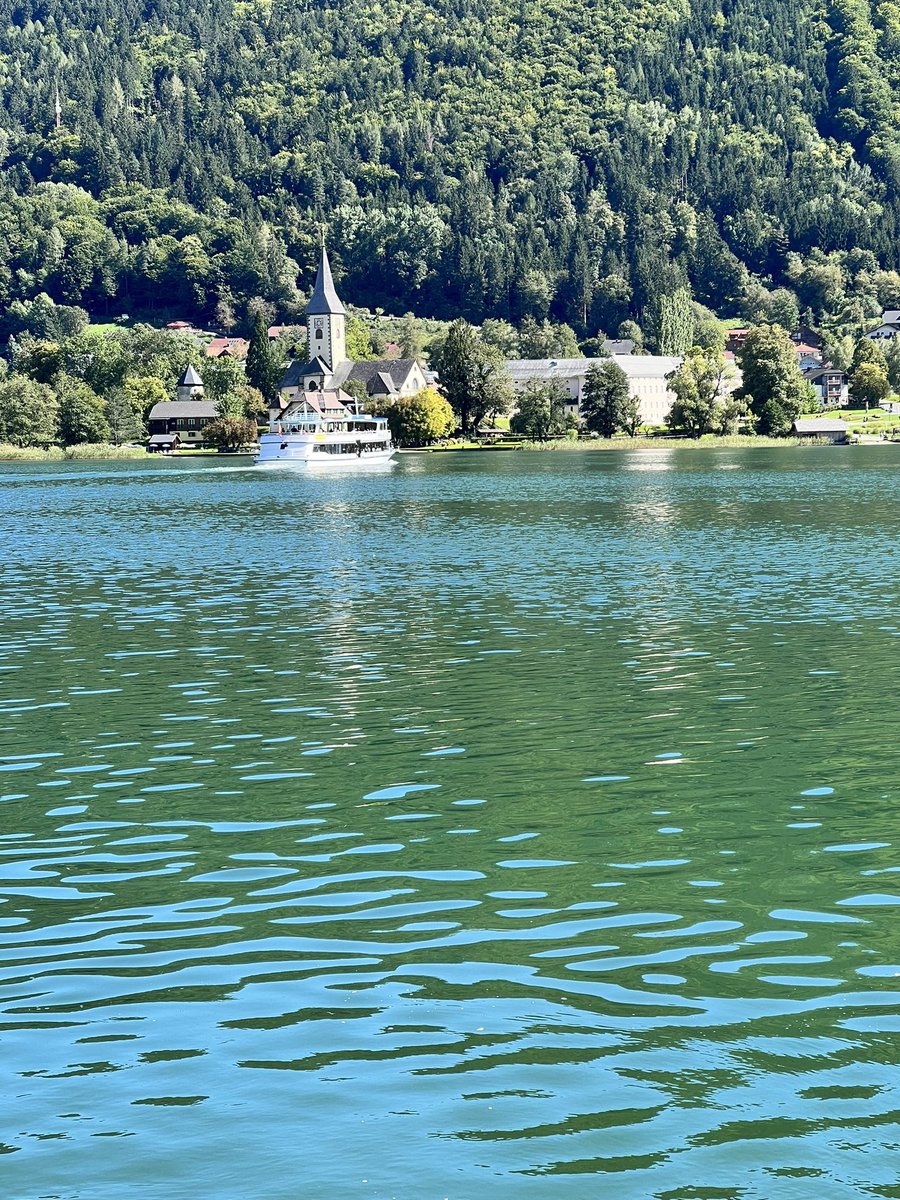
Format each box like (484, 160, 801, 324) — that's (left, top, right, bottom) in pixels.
(865, 310, 900, 341)
(802, 364, 848, 408)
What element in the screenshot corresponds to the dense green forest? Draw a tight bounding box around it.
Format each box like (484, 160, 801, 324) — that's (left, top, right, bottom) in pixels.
(3, 0, 900, 334)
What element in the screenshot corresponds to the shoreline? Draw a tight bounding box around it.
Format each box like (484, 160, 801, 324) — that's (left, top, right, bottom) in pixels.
(1, 437, 895, 462)
(0, 444, 255, 463)
(406, 434, 891, 453)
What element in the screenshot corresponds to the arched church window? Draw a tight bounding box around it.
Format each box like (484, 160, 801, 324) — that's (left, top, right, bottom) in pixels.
(315, 328, 323, 339)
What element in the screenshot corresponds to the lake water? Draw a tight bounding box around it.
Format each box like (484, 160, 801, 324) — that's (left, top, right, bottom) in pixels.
(1, 447, 899, 1199)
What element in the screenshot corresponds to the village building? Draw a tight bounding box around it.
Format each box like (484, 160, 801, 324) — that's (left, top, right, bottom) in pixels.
(505, 354, 683, 427)
(795, 344, 823, 368)
(276, 249, 428, 407)
(865, 309, 900, 341)
(147, 364, 217, 451)
(791, 417, 849, 443)
(602, 338, 635, 355)
(206, 336, 249, 359)
(725, 328, 751, 354)
(790, 326, 824, 350)
(802, 364, 848, 408)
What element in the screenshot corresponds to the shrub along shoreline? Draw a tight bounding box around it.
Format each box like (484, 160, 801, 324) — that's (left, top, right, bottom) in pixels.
(2, 433, 884, 462)
(413, 433, 865, 452)
(0, 443, 148, 461)
(520, 434, 817, 450)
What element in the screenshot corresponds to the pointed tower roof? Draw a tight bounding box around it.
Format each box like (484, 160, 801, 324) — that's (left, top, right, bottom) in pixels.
(178, 363, 204, 387)
(306, 246, 345, 316)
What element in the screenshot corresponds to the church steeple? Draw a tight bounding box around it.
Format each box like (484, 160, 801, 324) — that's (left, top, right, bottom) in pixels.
(306, 245, 346, 369)
(307, 246, 345, 316)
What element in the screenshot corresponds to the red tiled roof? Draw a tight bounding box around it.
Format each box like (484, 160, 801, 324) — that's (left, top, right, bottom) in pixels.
(206, 337, 249, 358)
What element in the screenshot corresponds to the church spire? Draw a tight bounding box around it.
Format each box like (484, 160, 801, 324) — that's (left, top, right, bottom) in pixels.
(306, 245, 345, 317)
(305, 244, 347, 370)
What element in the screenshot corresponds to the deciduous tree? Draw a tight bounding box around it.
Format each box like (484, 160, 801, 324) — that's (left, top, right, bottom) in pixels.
(735, 325, 814, 435)
(374, 387, 454, 445)
(667, 349, 733, 437)
(123, 376, 169, 421)
(0, 377, 59, 447)
(431, 320, 511, 433)
(105, 388, 145, 445)
(850, 360, 890, 406)
(580, 361, 634, 436)
(656, 287, 695, 355)
(56, 374, 110, 444)
(203, 416, 258, 449)
(510, 380, 571, 441)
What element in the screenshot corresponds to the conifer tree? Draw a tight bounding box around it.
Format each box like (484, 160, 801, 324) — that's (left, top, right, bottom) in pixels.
(657, 288, 695, 356)
(245, 314, 282, 403)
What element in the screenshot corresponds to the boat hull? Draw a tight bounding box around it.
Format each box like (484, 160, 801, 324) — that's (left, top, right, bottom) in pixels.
(255, 433, 396, 467)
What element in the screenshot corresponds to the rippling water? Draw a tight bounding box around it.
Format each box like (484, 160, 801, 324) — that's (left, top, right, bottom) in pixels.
(2, 448, 900, 1199)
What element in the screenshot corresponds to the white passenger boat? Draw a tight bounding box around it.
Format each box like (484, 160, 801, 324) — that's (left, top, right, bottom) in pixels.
(255, 388, 395, 468)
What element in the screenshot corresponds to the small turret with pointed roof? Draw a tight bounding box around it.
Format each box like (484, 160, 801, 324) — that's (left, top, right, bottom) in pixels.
(306, 243, 347, 369)
(176, 363, 204, 402)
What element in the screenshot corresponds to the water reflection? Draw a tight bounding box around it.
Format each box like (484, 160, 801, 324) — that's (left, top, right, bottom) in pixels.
(1, 449, 899, 1197)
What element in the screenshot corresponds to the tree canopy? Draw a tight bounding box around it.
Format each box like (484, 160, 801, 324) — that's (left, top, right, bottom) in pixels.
(580, 361, 638, 436)
(735, 325, 816, 434)
(2, 0, 900, 338)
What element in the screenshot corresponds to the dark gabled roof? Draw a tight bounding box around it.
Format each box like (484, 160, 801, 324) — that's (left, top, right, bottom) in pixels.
(373, 371, 397, 395)
(342, 359, 419, 393)
(148, 401, 218, 419)
(177, 364, 204, 387)
(803, 364, 846, 381)
(306, 246, 346, 316)
(279, 357, 332, 388)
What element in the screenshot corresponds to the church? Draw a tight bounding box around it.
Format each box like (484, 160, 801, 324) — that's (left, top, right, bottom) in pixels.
(278, 247, 428, 403)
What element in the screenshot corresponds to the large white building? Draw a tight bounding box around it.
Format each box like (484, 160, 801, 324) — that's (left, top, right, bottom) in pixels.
(278, 249, 428, 405)
(505, 355, 682, 426)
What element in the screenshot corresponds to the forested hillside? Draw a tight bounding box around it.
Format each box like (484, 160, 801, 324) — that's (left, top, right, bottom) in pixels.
(3, 0, 900, 333)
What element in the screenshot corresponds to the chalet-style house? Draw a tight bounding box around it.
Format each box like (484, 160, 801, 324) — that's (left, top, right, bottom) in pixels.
(865, 310, 900, 341)
(802, 364, 848, 408)
(790, 326, 823, 350)
(277, 249, 428, 406)
(147, 365, 217, 451)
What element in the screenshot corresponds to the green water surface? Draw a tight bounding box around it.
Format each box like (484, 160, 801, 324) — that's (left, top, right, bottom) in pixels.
(1, 448, 899, 1199)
